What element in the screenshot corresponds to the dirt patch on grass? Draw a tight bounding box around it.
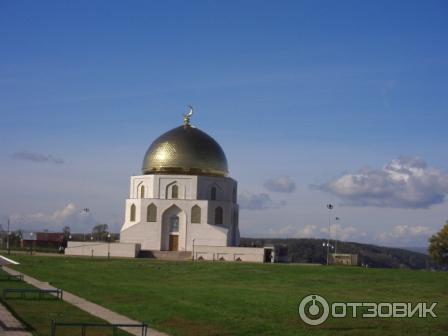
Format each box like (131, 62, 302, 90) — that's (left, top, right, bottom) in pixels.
(161, 317, 230, 336)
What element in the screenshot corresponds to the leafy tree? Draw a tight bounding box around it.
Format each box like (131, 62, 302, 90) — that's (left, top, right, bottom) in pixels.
(63, 226, 71, 239)
(428, 221, 448, 266)
(92, 224, 109, 241)
(7, 230, 22, 249)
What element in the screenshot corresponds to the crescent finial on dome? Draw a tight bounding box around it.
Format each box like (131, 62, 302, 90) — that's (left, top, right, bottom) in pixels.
(183, 105, 194, 126)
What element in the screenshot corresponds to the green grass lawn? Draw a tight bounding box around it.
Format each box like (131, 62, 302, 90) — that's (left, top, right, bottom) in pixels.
(0, 268, 132, 336)
(6, 254, 448, 336)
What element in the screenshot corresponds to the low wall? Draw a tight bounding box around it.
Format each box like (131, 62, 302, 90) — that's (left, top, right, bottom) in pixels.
(65, 241, 140, 258)
(193, 245, 266, 263)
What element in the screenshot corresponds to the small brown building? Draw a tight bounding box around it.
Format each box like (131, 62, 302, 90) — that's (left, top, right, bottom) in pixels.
(21, 232, 65, 249)
(329, 253, 359, 266)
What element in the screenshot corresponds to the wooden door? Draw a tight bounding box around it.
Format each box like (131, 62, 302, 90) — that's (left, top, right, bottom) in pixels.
(169, 235, 178, 251)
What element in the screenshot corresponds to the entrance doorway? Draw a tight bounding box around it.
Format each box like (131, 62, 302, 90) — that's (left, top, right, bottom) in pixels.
(169, 235, 179, 251)
(161, 206, 184, 251)
(264, 248, 273, 263)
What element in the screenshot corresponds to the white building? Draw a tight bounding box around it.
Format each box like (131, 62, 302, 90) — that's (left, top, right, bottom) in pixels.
(66, 109, 276, 262)
(120, 111, 240, 252)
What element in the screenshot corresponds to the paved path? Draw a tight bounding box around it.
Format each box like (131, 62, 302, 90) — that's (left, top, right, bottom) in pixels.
(3, 266, 169, 336)
(0, 302, 32, 336)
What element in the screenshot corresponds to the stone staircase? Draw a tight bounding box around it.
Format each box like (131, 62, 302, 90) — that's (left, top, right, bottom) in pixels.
(138, 250, 192, 261)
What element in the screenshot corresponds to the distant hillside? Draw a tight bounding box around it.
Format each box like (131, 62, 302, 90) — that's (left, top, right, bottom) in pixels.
(240, 237, 434, 269)
(400, 246, 429, 255)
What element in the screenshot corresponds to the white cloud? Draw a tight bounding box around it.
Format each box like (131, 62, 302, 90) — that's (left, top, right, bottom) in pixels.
(331, 224, 367, 241)
(377, 224, 435, 246)
(268, 224, 318, 238)
(10, 203, 96, 232)
(268, 223, 365, 241)
(264, 176, 296, 193)
(316, 157, 448, 209)
(11, 151, 64, 165)
(239, 191, 286, 210)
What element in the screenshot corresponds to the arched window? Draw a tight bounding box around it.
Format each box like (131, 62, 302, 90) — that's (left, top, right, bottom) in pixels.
(232, 187, 237, 203)
(170, 215, 179, 232)
(211, 186, 217, 201)
(130, 204, 136, 222)
(140, 185, 145, 198)
(147, 203, 157, 222)
(172, 185, 179, 199)
(191, 205, 201, 224)
(215, 206, 223, 225)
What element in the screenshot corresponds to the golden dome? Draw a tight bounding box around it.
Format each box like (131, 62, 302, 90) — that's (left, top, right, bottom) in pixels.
(142, 124, 229, 177)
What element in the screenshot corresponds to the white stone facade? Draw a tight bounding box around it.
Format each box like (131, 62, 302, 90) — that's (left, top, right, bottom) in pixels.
(65, 241, 140, 258)
(193, 245, 270, 263)
(120, 174, 240, 251)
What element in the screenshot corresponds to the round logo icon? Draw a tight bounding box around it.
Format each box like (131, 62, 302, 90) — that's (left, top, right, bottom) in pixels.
(298, 294, 329, 326)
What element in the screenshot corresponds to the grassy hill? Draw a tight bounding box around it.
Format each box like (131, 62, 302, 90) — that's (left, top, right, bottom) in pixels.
(6, 254, 448, 336)
(240, 238, 433, 269)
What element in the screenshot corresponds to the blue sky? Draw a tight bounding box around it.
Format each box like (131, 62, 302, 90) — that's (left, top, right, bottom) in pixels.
(1, 1, 448, 247)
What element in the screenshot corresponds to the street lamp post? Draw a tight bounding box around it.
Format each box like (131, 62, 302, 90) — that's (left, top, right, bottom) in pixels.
(322, 242, 326, 264)
(7, 232, 11, 255)
(334, 217, 340, 254)
(29, 232, 34, 255)
(80, 208, 90, 242)
(107, 233, 111, 260)
(7, 218, 10, 255)
(192, 238, 195, 261)
(322, 242, 334, 264)
(6, 218, 11, 254)
(326, 204, 333, 266)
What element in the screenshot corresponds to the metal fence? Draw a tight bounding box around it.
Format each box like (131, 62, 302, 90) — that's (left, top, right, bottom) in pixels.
(3, 288, 63, 300)
(50, 320, 148, 336)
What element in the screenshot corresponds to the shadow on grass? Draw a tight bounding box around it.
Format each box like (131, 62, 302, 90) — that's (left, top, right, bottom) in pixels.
(0, 298, 34, 333)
